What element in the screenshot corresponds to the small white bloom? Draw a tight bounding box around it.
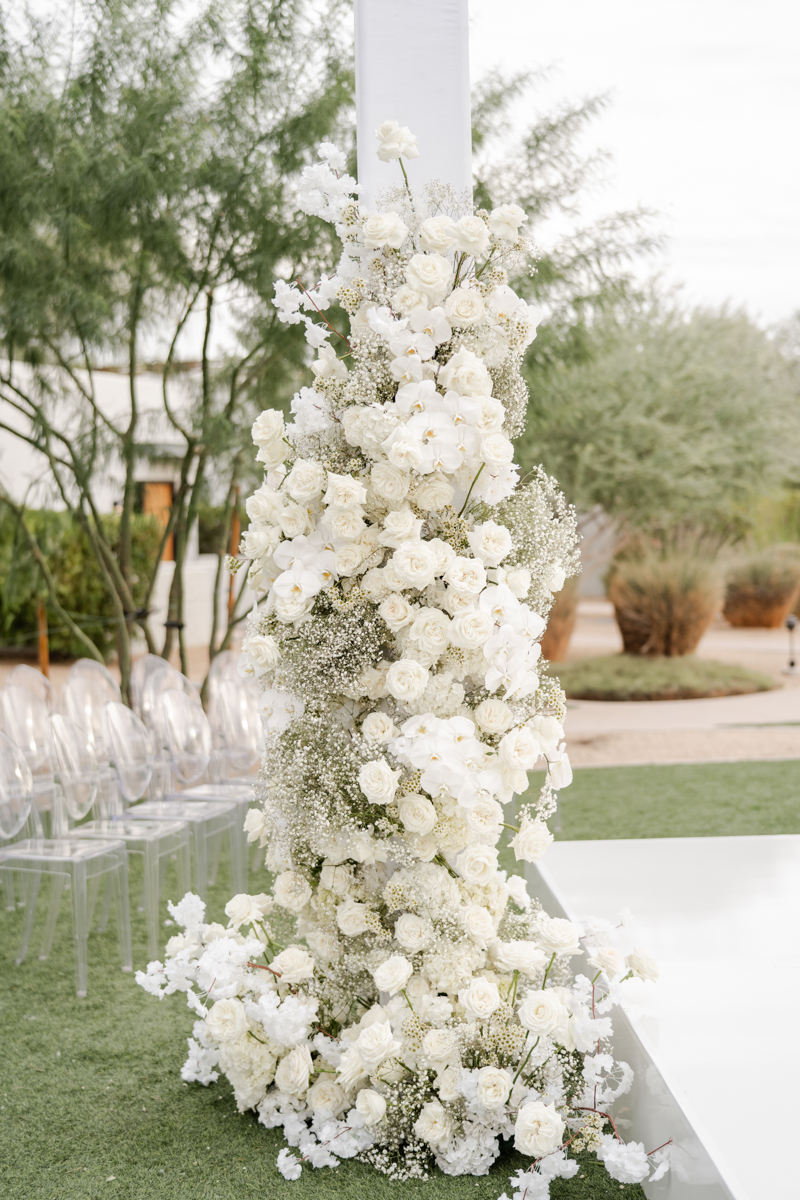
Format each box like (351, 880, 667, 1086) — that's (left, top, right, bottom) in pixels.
(361, 712, 396, 743)
(626, 946, 659, 982)
(413, 1099, 453, 1147)
(355, 1020, 402, 1069)
(273, 871, 312, 914)
(372, 954, 413, 996)
(270, 946, 315, 984)
(394, 912, 432, 952)
(285, 458, 326, 502)
(509, 816, 553, 863)
(205, 998, 248, 1045)
(358, 759, 400, 805)
(397, 792, 437, 835)
(362, 210, 409, 250)
(274, 1045, 312, 1095)
(405, 253, 453, 304)
(475, 1065, 511, 1108)
(374, 120, 419, 162)
(517, 989, 567, 1035)
(514, 1101, 565, 1157)
(386, 658, 429, 703)
(444, 287, 485, 328)
(355, 1088, 387, 1126)
(460, 977, 501, 1021)
(488, 203, 528, 241)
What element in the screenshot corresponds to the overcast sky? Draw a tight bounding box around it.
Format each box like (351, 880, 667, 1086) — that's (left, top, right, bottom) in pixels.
(469, 0, 800, 325)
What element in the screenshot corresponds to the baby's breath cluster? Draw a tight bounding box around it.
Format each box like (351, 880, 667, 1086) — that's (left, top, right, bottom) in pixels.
(137, 123, 669, 1197)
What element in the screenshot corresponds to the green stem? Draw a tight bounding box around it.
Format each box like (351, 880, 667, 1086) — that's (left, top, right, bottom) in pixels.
(401, 989, 414, 1012)
(510, 1036, 539, 1092)
(501, 822, 519, 833)
(458, 463, 485, 516)
(541, 952, 556, 989)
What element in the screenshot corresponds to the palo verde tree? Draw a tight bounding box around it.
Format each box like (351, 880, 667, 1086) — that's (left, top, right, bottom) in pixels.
(0, 0, 353, 696)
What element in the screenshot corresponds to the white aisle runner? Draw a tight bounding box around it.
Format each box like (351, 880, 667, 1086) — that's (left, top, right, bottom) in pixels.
(528, 835, 800, 1200)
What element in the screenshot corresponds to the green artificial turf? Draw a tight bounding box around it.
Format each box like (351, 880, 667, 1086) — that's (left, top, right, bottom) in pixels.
(519, 758, 800, 842)
(1, 853, 644, 1200)
(550, 654, 776, 701)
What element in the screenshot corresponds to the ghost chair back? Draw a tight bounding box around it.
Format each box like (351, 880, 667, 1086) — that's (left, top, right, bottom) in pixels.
(6, 664, 58, 714)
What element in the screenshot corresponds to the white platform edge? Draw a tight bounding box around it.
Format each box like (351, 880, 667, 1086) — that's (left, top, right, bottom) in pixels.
(525, 859, 743, 1200)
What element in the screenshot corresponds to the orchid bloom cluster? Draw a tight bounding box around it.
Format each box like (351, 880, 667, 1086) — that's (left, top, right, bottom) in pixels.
(137, 124, 668, 1194)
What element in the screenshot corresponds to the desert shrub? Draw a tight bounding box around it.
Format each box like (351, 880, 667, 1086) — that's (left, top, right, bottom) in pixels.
(608, 541, 723, 656)
(541, 575, 580, 662)
(547, 653, 775, 701)
(0, 508, 161, 659)
(723, 544, 800, 628)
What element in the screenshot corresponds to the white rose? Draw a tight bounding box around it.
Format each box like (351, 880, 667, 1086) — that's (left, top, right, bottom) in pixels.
(465, 798, 502, 838)
(414, 1099, 453, 1147)
(337, 1045, 367, 1091)
(538, 916, 583, 957)
(242, 527, 278, 561)
(492, 941, 546, 977)
(456, 844, 499, 885)
(274, 1045, 312, 1095)
(475, 396, 505, 434)
(412, 475, 455, 511)
(323, 471, 368, 509)
(463, 904, 495, 947)
(480, 432, 514, 469)
(356, 1088, 387, 1126)
(386, 658, 429, 703)
(242, 634, 280, 674)
(305, 929, 340, 961)
(408, 608, 451, 662)
(361, 712, 396, 743)
(460, 977, 501, 1021)
(391, 541, 438, 589)
(270, 946, 315, 984)
(450, 609, 493, 650)
(255, 438, 285, 469)
(285, 458, 326, 501)
(386, 438, 424, 471)
(205, 997, 248, 1044)
(627, 946, 659, 982)
(473, 699, 514, 734)
(307, 1078, 346, 1116)
(444, 556, 486, 596)
(419, 215, 458, 254)
(445, 287, 485, 328)
(421, 1028, 459, 1065)
(277, 504, 309, 539)
(405, 253, 453, 304)
(311, 345, 347, 382)
(517, 989, 567, 1035)
(378, 506, 421, 546)
(372, 954, 413, 996)
(327, 507, 365, 541)
(427, 537, 456, 576)
(476, 1065, 511, 1108)
(319, 863, 352, 895)
(499, 726, 540, 772)
(506, 567, 532, 598)
(394, 912, 432, 952)
(545, 561, 567, 593)
(438, 347, 492, 397)
(355, 1020, 402, 1069)
(509, 815, 553, 864)
(489, 203, 528, 241)
(379, 593, 415, 632)
(246, 484, 284, 523)
(335, 544, 365, 576)
(358, 759, 400, 805)
(273, 871, 312, 913)
(274, 595, 314, 623)
(391, 284, 427, 314)
(370, 462, 409, 504)
(362, 210, 409, 250)
(397, 792, 437, 835)
(514, 1101, 565, 1157)
(336, 898, 372, 937)
(468, 521, 513, 568)
(224, 892, 270, 928)
(375, 119, 419, 162)
(251, 409, 284, 447)
(453, 214, 491, 257)
(435, 1066, 461, 1102)
(588, 946, 625, 978)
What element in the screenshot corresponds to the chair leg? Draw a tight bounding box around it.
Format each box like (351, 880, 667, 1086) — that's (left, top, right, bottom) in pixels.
(15, 870, 41, 965)
(39, 873, 66, 961)
(230, 824, 246, 896)
(94, 872, 114, 934)
(207, 832, 222, 887)
(114, 854, 132, 974)
(2, 866, 14, 912)
(69, 861, 89, 997)
(144, 844, 161, 962)
(192, 825, 207, 902)
(177, 839, 191, 899)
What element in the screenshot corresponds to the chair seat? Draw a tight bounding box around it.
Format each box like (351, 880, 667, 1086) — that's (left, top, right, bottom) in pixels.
(0, 837, 126, 862)
(179, 784, 254, 802)
(74, 819, 188, 841)
(127, 800, 237, 822)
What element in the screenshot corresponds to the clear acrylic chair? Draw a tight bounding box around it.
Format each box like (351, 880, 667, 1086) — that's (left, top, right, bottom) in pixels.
(0, 684, 60, 839)
(62, 658, 121, 753)
(48, 708, 191, 961)
(124, 690, 245, 901)
(0, 729, 131, 998)
(5, 663, 59, 713)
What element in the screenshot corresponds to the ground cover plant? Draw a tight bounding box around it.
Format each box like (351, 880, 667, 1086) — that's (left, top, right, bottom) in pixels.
(548, 655, 775, 702)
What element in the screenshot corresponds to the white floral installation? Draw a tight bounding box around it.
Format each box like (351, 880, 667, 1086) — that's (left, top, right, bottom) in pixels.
(137, 120, 670, 1196)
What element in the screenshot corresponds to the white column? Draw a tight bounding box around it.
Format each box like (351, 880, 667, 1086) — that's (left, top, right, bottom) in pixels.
(355, 0, 472, 208)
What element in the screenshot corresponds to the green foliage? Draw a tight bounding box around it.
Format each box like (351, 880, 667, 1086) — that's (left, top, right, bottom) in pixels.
(0, 507, 160, 659)
(518, 296, 799, 534)
(547, 654, 775, 702)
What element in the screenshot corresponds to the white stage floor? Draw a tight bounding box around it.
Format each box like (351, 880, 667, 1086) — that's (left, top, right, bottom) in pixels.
(528, 835, 800, 1200)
